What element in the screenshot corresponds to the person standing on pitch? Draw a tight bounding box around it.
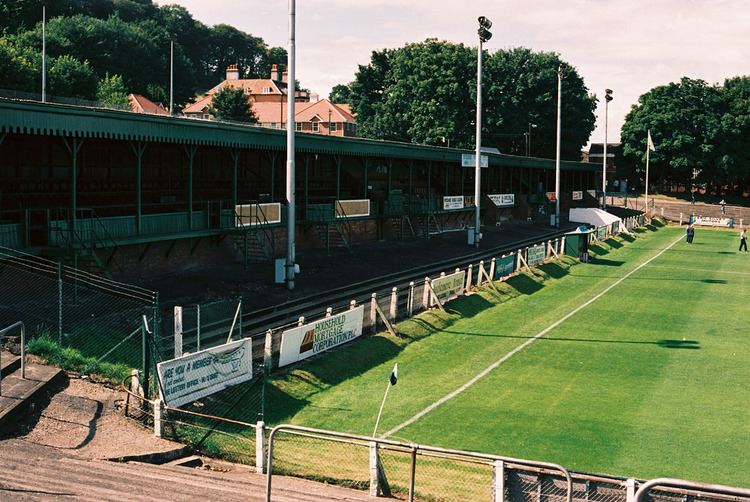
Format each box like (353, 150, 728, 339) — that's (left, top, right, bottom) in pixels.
(740, 228, 747, 252)
(686, 224, 694, 244)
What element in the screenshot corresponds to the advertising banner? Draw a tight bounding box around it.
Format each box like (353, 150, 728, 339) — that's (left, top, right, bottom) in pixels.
(545, 192, 557, 202)
(157, 338, 253, 408)
(279, 306, 365, 367)
(443, 196, 465, 210)
(494, 255, 516, 279)
(597, 226, 607, 240)
(692, 216, 733, 228)
(572, 191, 583, 201)
(461, 153, 489, 168)
(431, 270, 466, 304)
(527, 244, 546, 266)
(488, 194, 515, 207)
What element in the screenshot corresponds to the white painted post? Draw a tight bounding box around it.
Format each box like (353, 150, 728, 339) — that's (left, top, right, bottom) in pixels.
(561, 237, 566, 255)
(173, 306, 183, 358)
(196, 304, 201, 351)
(130, 369, 143, 398)
(298, 316, 305, 327)
(422, 278, 430, 309)
(680, 212, 683, 226)
(625, 478, 636, 502)
(466, 264, 473, 292)
(350, 300, 357, 310)
(325, 307, 333, 317)
(478, 260, 486, 285)
(370, 293, 378, 333)
(407, 281, 415, 317)
(263, 329, 273, 370)
(369, 442, 379, 497)
(516, 250, 522, 270)
(255, 421, 266, 474)
(389, 287, 398, 321)
(493, 460, 505, 502)
(661, 207, 664, 217)
(489, 258, 496, 281)
(153, 398, 163, 437)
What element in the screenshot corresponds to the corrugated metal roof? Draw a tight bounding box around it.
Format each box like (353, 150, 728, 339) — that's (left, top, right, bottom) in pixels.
(0, 98, 598, 171)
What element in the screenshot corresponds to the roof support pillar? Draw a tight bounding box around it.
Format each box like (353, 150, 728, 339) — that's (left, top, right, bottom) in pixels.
(269, 151, 277, 201)
(335, 155, 341, 200)
(230, 148, 240, 211)
(130, 141, 147, 235)
(62, 137, 83, 236)
(362, 158, 369, 198)
(304, 155, 310, 219)
(427, 161, 432, 209)
(408, 161, 414, 199)
(184, 145, 198, 231)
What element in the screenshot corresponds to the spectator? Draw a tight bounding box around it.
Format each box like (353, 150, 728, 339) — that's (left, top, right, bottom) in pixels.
(740, 228, 747, 252)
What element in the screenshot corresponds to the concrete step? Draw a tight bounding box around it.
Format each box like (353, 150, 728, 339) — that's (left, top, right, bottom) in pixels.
(1, 351, 21, 378)
(0, 361, 64, 431)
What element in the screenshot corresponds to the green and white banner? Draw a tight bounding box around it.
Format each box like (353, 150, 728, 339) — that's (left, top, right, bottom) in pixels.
(597, 226, 607, 240)
(431, 270, 466, 304)
(494, 255, 516, 279)
(279, 306, 365, 367)
(527, 244, 546, 266)
(157, 338, 253, 407)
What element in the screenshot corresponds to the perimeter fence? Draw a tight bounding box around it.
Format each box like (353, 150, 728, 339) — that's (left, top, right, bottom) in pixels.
(0, 246, 159, 373)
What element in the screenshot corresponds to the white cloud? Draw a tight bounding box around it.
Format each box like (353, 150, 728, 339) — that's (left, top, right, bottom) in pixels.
(169, 0, 750, 147)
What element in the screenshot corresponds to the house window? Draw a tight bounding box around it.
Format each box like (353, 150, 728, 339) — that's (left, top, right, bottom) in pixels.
(270, 122, 277, 129)
(312, 121, 320, 133)
(202, 114, 210, 119)
(295, 122, 302, 131)
(262, 87, 272, 94)
(329, 122, 337, 132)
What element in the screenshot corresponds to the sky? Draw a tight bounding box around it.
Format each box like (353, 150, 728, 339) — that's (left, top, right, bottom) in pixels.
(167, 0, 749, 148)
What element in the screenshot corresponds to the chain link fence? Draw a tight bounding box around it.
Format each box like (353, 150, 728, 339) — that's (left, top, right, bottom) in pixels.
(0, 246, 159, 378)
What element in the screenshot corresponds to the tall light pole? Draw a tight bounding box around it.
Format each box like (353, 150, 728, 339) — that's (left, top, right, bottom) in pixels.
(526, 123, 537, 157)
(474, 16, 492, 248)
(169, 38, 174, 115)
(554, 64, 563, 227)
(602, 89, 613, 209)
(285, 0, 297, 289)
(42, 3, 46, 102)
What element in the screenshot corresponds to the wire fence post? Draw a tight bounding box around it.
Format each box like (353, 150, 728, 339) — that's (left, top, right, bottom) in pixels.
(238, 296, 243, 339)
(369, 441, 379, 497)
(493, 460, 505, 502)
(57, 261, 63, 343)
(370, 293, 378, 333)
(422, 277, 430, 309)
(255, 421, 266, 474)
(196, 303, 201, 351)
(141, 315, 151, 400)
(407, 281, 415, 317)
(389, 287, 398, 321)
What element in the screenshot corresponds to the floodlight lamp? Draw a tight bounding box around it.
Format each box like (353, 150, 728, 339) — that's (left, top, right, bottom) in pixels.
(478, 16, 492, 30)
(605, 88, 613, 102)
(478, 27, 492, 42)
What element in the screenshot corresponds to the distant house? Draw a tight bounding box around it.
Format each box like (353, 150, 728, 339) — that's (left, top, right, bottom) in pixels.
(183, 64, 356, 136)
(586, 143, 620, 172)
(128, 94, 169, 115)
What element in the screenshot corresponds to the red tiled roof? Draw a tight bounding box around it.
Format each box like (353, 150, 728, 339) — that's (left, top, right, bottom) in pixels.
(128, 94, 169, 115)
(182, 94, 213, 114)
(295, 99, 355, 124)
(207, 79, 283, 96)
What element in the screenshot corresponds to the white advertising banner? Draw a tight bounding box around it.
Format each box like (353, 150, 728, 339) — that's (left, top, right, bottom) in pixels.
(572, 191, 583, 201)
(431, 270, 466, 304)
(157, 338, 253, 408)
(279, 306, 365, 367)
(443, 196, 465, 210)
(488, 193, 515, 207)
(692, 216, 733, 228)
(461, 153, 489, 168)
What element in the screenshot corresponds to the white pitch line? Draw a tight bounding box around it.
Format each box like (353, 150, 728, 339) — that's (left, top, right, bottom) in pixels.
(382, 233, 684, 439)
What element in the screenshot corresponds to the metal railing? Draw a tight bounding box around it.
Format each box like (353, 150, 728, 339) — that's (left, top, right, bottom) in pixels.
(265, 424, 572, 502)
(0, 321, 26, 396)
(634, 479, 750, 502)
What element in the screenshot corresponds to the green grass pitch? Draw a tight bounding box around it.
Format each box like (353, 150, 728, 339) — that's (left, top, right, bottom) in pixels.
(266, 224, 750, 487)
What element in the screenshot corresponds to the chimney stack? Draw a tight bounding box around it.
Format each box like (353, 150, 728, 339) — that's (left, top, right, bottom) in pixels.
(270, 64, 281, 81)
(226, 64, 239, 81)
(282, 70, 288, 83)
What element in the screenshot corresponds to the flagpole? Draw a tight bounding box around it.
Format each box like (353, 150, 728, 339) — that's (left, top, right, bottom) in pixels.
(645, 131, 650, 216)
(372, 381, 391, 438)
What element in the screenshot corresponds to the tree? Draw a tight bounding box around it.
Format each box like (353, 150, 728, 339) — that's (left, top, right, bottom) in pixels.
(48, 54, 98, 99)
(97, 72, 130, 108)
(620, 77, 724, 191)
(329, 84, 351, 104)
(0, 39, 38, 91)
(340, 40, 596, 156)
(716, 76, 750, 191)
(210, 86, 257, 123)
(484, 48, 596, 159)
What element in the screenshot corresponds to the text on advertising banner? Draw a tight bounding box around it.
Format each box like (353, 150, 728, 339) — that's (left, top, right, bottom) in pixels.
(527, 244, 546, 266)
(157, 338, 253, 408)
(430, 270, 466, 304)
(443, 196, 465, 210)
(494, 255, 516, 279)
(488, 193, 515, 207)
(279, 305, 365, 367)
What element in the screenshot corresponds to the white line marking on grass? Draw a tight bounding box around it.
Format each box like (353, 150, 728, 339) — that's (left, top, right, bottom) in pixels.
(382, 234, 684, 439)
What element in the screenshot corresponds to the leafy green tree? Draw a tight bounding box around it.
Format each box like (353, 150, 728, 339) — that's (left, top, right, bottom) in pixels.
(97, 72, 129, 107)
(48, 54, 98, 99)
(484, 48, 596, 159)
(716, 76, 750, 191)
(329, 84, 351, 103)
(620, 77, 724, 190)
(342, 40, 596, 156)
(0, 39, 38, 91)
(210, 86, 257, 123)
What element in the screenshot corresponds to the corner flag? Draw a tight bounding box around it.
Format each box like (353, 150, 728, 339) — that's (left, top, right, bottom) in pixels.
(647, 130, 656, 152)
(389, 363, 398, 386)
(373, 362, 398, 437)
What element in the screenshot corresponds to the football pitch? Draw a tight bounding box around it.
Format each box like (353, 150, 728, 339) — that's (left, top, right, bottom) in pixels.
(267, 224, 750, 487)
